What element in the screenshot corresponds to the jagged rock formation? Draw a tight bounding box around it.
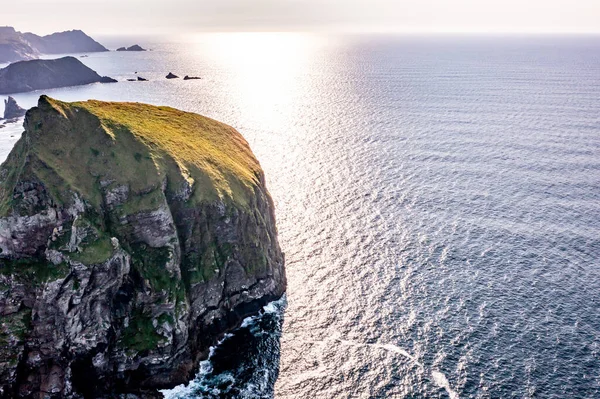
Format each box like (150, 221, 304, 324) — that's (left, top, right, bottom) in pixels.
(117, 45, 146, 52)
(0, 96, 286, 398)
(2, 97, 26, 120)
(0, 27, 107, 64)
(0, 57, 117, 94)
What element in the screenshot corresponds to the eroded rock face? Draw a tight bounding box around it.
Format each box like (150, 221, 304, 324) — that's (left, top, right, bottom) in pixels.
(3, 97, 26, 120)
(0, 96, 286, 398)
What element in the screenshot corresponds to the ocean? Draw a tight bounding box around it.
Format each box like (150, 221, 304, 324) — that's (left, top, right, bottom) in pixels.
(1, 34, 599, 398)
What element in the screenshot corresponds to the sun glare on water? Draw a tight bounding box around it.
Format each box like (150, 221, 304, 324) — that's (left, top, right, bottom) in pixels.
(190, 32, 319, 131)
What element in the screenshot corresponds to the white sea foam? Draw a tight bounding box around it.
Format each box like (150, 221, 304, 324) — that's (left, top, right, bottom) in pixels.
(335, 338, 459, 399)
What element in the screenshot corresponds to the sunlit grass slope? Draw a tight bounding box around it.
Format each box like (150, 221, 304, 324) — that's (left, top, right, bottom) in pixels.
(0, 96, 262, 216)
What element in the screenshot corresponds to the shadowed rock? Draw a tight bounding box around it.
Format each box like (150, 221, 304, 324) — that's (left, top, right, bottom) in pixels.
(0, 57, 116, 94)
(166, 72, 179, 79)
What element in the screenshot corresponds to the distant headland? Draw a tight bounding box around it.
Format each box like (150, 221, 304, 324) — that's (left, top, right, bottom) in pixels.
(0, 26, 108, 64)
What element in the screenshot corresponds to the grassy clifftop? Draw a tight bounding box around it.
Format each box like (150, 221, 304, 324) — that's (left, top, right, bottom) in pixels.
(0, 96, 262, 216)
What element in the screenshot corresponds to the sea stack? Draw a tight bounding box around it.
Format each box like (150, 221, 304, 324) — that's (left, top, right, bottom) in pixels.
(0, 96, 286, 398)
(2, 97, 26, 119)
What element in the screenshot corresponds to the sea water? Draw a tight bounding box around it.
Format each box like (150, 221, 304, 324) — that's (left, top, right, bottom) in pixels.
(1, 34, 599, 398)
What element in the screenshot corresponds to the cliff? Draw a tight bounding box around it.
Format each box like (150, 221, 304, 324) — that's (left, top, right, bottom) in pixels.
(0, 27, 107, 64)
(0, 96, 286, 398)
(0, 57, 116, 94)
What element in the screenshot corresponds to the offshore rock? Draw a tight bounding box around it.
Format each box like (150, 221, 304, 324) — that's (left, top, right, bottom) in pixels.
(2, 97, 26, 120)
(117, 45, 146, 52)
(0, 96, 286, 398)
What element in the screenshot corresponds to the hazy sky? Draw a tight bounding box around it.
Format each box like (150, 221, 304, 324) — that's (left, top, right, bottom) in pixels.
(3, 0, 600, 35)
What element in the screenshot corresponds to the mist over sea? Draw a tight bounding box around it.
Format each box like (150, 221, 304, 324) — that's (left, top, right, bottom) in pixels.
(1, 34, 599, 398)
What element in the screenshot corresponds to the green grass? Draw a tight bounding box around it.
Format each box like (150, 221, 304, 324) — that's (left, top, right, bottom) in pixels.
(0, 96, 263, 217)
(69, 235, 113, 265)
(119, 308, 164, 353)
(0, 258, 69, 284)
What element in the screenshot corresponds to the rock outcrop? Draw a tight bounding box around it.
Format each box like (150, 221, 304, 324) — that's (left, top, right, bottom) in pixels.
(165, 72, 178, 79)
(183, 75, 201, 80)
(0, 57, 117, 94)
(2, 97, 26, 120)
(0, 27, 107, 64)
(0, 96, 285, 398)
(117, 45, 146, 52)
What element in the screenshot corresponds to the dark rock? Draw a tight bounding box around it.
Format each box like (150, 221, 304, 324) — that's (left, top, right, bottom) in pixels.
(166, 72, 178, 79)
(183, 75, 201, 80)
(2, 96, 25, 119)
(0, 96, 286, 398)
(137, 76, 148, 81)
(99, 76, 118, 83)
(0, 57, 117, 94)
(127, 78, 136, 81)
(117, 44, 146, 52)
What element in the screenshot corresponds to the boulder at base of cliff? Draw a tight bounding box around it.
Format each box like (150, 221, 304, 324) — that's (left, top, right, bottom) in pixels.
(2, 96, 26, 119)
(0, 96, 286, 398)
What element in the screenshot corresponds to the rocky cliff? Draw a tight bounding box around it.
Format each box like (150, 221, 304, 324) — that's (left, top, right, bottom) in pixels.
(0, 96, 286, 398)
(0, 57, 116, 94)
(0, 27, 107, 64)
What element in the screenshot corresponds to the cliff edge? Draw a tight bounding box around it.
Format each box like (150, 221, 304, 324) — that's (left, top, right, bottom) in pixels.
(0, 96, 286, 398)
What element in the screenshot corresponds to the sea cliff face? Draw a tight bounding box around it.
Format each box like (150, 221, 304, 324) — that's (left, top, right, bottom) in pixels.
(0, 96, 286, 398)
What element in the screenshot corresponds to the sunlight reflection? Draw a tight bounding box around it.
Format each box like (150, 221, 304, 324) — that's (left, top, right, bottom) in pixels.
(192, 33, 318, 130)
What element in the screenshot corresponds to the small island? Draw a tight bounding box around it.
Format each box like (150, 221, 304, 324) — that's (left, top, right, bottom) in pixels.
(166, 72, 179, 79)
(116, 44, 146, 51)
(0, 57, 116, 94)
(184, 75, 201, 80)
